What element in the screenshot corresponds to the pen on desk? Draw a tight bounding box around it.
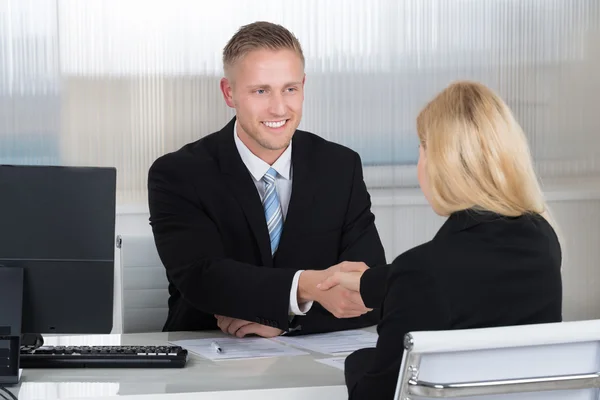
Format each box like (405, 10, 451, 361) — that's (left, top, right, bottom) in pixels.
(211, 341, 223, 354)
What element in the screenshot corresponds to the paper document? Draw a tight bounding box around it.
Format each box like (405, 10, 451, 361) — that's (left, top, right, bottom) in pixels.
(170, 337, 309, 361)
(315, 357, 346, 371)
(274, 329, 378, 355)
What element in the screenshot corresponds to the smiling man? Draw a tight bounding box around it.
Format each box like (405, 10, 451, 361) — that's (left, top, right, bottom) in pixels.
(148, 21, 385, 337)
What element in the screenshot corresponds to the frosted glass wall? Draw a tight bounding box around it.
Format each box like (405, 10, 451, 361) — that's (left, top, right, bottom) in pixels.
(1, 0, 599, 204)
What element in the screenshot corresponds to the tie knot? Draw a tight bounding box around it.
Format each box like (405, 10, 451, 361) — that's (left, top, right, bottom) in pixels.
(263, 168, 277, 183)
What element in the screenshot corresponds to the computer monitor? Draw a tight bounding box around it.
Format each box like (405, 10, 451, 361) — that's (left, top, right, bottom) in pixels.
(0, 165, 116, 337)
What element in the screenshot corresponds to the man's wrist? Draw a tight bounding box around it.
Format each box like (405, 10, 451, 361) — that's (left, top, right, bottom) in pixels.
(297, 270, 320, 303)
(290, 270, 313, 316)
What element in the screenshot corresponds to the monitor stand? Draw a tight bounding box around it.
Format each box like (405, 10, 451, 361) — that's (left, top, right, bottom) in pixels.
(20, 333, 44, 348)
(0, 266, 24, 385)
(0, 332, 20, 385)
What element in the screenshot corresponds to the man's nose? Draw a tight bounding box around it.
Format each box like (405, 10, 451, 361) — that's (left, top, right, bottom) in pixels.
(268, 93, 286, 116)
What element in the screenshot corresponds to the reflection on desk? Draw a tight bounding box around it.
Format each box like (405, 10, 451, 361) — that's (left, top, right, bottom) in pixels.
(18, 382, 119, 399)
(18, 384, 347, 400)
(10, 329, 372, 400)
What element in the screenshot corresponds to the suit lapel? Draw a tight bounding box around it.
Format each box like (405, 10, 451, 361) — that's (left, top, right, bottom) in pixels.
(276, 131, 316, 258)
(217, 118, 273, 267)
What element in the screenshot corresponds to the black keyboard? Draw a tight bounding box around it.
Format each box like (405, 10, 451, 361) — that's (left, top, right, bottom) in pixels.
(19, 345, 188, 368)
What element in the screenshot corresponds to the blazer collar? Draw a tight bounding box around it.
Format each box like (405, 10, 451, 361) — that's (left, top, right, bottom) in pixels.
(273, 126, 317, 260)
(217, 116, 245, 176)
(216, 117, 273, 266)
(434, 209, 509, 238)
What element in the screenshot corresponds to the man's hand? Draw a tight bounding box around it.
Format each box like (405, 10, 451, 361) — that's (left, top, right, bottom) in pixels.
(215, 315, 283, 338)
(316, 285, 372, 318)
(297, 262, 372, 319)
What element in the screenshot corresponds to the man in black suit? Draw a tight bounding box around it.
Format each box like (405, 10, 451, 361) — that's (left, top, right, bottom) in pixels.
(148, 21, 386, 337)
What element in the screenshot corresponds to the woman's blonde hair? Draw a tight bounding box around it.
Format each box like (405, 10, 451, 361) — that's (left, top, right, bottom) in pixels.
(416, 81, 552, 222)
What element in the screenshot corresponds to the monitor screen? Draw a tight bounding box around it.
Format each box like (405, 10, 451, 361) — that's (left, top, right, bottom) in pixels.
(0, 165, 116, 334)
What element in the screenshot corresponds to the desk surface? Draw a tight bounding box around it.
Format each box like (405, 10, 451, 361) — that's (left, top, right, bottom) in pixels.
(10, 330, 367, 400)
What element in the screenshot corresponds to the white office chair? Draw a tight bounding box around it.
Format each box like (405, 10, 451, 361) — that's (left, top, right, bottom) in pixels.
(395, 319, 600, 400)
(117, 234, 169, 333)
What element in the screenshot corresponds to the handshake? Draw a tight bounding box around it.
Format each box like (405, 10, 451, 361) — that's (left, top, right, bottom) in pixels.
(297, 261, 371, 319)
(215, 261, 370, 338)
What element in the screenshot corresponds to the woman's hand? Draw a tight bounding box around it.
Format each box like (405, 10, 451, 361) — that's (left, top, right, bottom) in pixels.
(317, 261, 369, 293)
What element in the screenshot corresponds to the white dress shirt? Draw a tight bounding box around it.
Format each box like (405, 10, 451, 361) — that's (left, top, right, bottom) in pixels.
(233, 123, 314, 316)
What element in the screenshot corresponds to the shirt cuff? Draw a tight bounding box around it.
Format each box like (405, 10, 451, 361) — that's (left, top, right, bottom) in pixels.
(289, 270, 314, 316)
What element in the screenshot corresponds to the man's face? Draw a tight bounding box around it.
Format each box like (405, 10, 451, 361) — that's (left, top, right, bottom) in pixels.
(220, 48, 305, 159)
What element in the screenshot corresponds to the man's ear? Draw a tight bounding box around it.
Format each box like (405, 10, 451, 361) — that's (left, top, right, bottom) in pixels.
(220, 77, 235, 108)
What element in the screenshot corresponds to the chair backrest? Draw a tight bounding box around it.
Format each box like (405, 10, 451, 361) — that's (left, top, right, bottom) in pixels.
(117, 234, 169, 333)
(395, 319, 600, 400)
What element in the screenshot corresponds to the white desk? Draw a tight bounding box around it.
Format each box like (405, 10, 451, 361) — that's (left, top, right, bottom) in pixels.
(9, 330, 358, 400)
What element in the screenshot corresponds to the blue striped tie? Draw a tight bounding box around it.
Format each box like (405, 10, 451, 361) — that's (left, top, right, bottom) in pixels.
(262, 168, 283, 255)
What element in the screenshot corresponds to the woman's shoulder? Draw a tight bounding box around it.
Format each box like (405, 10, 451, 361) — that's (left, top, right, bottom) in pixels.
(390, 233, 464, 266)
(389, 212, 561, 274)
(389, 241, 438, 276)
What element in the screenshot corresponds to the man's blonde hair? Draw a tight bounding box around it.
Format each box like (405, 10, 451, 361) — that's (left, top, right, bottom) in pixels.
(222, 21, 304, 76)
(417, 81, 552, 222)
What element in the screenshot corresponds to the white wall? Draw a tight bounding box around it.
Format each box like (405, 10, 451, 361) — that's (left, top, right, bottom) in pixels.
(113, 180, 600, 333)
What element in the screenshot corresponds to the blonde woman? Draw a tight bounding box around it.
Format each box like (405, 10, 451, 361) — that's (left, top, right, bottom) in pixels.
(318, 81, 562, 399)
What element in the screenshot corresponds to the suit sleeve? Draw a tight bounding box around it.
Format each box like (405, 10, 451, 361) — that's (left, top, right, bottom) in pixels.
(339, 153, 387, 267)
(294, 153, 387, 335)
(345, 253, 448, 399)
(359, 264, 392, 308)
(148, 157, 297, 329)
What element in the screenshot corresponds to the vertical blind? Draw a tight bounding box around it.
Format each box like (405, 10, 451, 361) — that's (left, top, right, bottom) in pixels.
(1, 0, 599, 205)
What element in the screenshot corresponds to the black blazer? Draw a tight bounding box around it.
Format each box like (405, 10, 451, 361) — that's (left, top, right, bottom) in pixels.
(345, 210, 562, 400)
(148, 117, 386, 334)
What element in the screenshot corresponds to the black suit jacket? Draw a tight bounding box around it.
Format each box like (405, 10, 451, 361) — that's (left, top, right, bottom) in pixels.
(345, 210, 562, 399)
(148, 117, 386, 334)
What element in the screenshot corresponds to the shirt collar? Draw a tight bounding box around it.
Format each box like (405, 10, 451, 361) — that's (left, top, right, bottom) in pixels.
(233, 121, 292, 181)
